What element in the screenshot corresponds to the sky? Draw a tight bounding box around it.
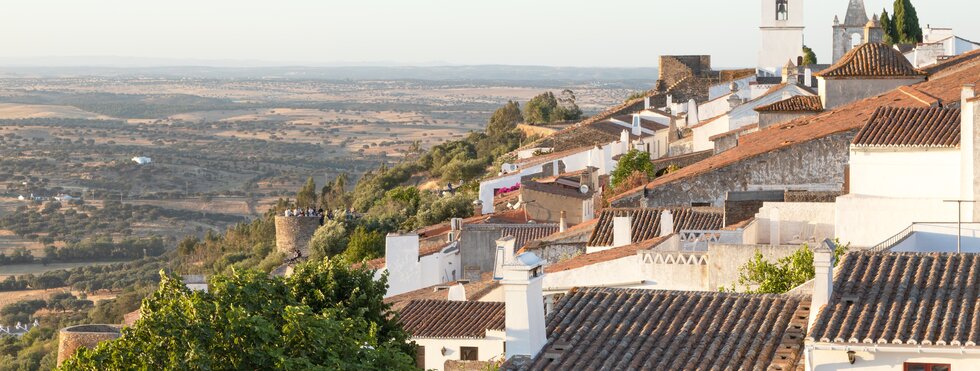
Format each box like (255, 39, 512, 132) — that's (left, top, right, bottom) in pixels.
(1, 0, 975, 68)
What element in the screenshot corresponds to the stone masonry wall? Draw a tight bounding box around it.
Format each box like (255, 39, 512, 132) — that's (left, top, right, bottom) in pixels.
(58, 324, 122, 366)
(614, 131, 856, 208)
(274, 216, 320, 259)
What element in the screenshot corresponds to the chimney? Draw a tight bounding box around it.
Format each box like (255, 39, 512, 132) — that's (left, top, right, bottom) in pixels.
(499, 245, 547, 359)
(559, 211, 567, 233)
(659, 209, 674, 237)
(809, 239, 837, 328)
(472, 200, 484, 216)
(686, 99, 699, 127)
(631, 114, 642, 136)
(666, 95, 673, 111)
(804, 68, 813, 87)
(961, 84, 979, 221)
(613, 216, 632, 247)
(620, 129, 630, 152)
(644, 96, 651, 110)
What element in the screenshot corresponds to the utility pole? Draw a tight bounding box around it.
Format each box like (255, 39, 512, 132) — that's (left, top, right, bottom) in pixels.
(943, 200, 975, 253)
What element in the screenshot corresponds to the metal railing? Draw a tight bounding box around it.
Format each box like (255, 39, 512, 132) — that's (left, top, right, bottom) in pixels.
(866, 222, 971, 252)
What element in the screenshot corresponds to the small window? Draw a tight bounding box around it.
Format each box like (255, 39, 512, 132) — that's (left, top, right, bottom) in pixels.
(416, 346, 425, 369)
(775, 0, 788, 21)
(905, 363, 951, 371)
(460, 346, 479, 361)
(692, 202, 711, 207)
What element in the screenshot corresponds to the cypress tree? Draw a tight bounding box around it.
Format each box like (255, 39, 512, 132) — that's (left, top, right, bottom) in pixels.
(879, 9, 897, 45)
(892, 0, 923, 44)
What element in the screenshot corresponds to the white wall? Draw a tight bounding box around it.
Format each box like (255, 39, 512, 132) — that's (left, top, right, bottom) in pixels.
(693, 116, 731, 152)
(754, 202, 836, 245)
(809, 346, 980, 371)
(889, 223, 980, 253)
(710, 76, 756, 101)
(849, 148, 960, 198)
(544, 255, 649, 292)
(759, 28, 804, 73)
(383, 234, 461, 297)
(415, 333, 505, 371)
(694, 84, 814, 152)
(835, 195, 959, 248)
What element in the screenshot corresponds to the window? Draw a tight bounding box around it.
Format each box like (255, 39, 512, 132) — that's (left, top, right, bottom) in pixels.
(416, 346, 425, 369)
(460, 346, 479, 361)
(775, 0, 788, 21)
(905, 363, 951, 371)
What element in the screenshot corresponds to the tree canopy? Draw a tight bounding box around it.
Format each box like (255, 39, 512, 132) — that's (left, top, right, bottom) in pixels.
(60, 260, 415, 370)
(610, 150, 656, 188)
(802, 45, 817, 65)
(523, 90, 582, 124)
(729, 241, 848, 294)
(884, 0, 922, 45)
(486, 100, 523, 136)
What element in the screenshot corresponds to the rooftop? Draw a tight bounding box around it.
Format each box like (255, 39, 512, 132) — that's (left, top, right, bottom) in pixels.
(851, 106, 961, 148)
(398, 300, 504, 339)
(815, 43, 925, 79)
(587, 207, 724, 247)
(808, 252, 980, 346)
(512, 288, 809, 370)
(384, 273, 499, 312)
(754, 95, 824, 112)
(545, 235, 671, 273)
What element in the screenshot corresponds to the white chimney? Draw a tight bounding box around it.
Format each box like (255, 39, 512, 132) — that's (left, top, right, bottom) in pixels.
(631, 114, 642, 136)
(501, 249, 547, 359)
(960, 84, 977, 221)
(450, 217, 462, 232)
(447, 283, 466, 301)
(686, 99, 700, 127)
(804, 68, 813, 87)
(559, 211, 567, 233)
(659, 209, 674, 237)
(644, 96, 651, 110)
(809, 239, 836, 328)
(620, 129, 630, 153)
(666, 95, 673, 111)
(613, 216, 632, 247)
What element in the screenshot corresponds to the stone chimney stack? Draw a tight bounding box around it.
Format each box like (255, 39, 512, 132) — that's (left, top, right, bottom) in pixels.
(659, 209, 674, 237)
(809, 239, 837, 328)
(960, 85, 978, 221)
(499, 244, 547, 359)
(559, 211, 567, 233)
(613, 216, 632, 247)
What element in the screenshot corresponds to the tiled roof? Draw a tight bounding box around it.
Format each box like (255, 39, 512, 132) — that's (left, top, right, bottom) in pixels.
(708, 123, 758, 142)
(610, 51, 980, 204)
(755, 96, 824, 112)
(587, 207, 723, 247)
(545, 235, 671, 273)
(852, 106, 961, 148)
(514, 288, 810, 370)
(815, 43, 925, 79)
(385, 273, 500, 312)
(398, 300, 504, 339)
(807, 252, 980, 346)
(611, 114, 669, 132)
(501, 224, 560, 248)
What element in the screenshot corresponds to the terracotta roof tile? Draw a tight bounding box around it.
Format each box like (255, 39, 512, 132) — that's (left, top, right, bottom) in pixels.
(611, 53, 980, 204)
(398, 300, 504, 338)
(755, 96, 824, 112)
(852, 106, 961, 148)
(511, 288, 810, 370)
(385, 273, 500, 312)
(501, 224, 560, 248)
(545, 235, 671, 273)
(807, 252, 980, 346)
(587, 207, 724, 247)
(815, 43, 925, 79)
(612, 114, 669, 131)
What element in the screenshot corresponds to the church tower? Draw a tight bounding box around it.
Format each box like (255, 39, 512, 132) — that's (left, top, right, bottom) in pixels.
(759, 0, 805, 76)
(832, 0, 870, 62)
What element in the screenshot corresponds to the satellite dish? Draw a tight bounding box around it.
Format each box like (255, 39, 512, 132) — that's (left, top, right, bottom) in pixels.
(580, 185, 590, 194)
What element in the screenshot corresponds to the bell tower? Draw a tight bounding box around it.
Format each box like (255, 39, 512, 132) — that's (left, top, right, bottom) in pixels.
(759, 0, 805, 76)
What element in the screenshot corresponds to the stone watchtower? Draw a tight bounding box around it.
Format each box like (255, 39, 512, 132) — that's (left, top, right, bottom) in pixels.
(57, 324, 122, 366)
(274, 216, 320, 260)
(832, 0, 870, 62)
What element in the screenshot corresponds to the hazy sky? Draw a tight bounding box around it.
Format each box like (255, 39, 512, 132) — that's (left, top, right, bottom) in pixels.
(2, 0, 975, 67)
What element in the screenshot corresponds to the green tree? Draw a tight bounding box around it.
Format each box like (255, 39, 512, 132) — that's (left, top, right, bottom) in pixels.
(730, 241, 848, 294)
(340, 226, 386, 262)
(880, 9, 898, 44)
(892, 0, 922, 44)
(523, 92, 558, 124)
(610, 150, 656, 187)
(486, 101, 523, 136)
(296, 177, 317, 209)
(802, 45, 817, 65)
(61, 267, 415, 370)
(308, 220, 348, 259)
(553, 89, 583, 122)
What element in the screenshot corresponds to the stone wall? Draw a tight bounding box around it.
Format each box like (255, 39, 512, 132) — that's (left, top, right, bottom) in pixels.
(58, 324, 122, 366)
(724, 190, 785, 226)
(445, 360, 498, 371)
(658, 55, 711, 88)
(460, 225, 506, 280)
(274, 216, 321, 259)
(615, 131, 856, 209)
(758, 112, 818, 129)
(651, 150, 713, 176)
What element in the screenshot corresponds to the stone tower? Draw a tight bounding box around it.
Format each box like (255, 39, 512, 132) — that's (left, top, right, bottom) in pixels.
(759, 0, 805, 76)
(58, 324, 121, 366)
(274, 216, 320, 260)
(864, 15, 884, 44)
(832, 0, 870, 62)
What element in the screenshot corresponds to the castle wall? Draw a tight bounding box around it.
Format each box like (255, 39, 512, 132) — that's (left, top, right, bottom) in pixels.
(274, 216, 320, 258)
(57, 324, 122, 366)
